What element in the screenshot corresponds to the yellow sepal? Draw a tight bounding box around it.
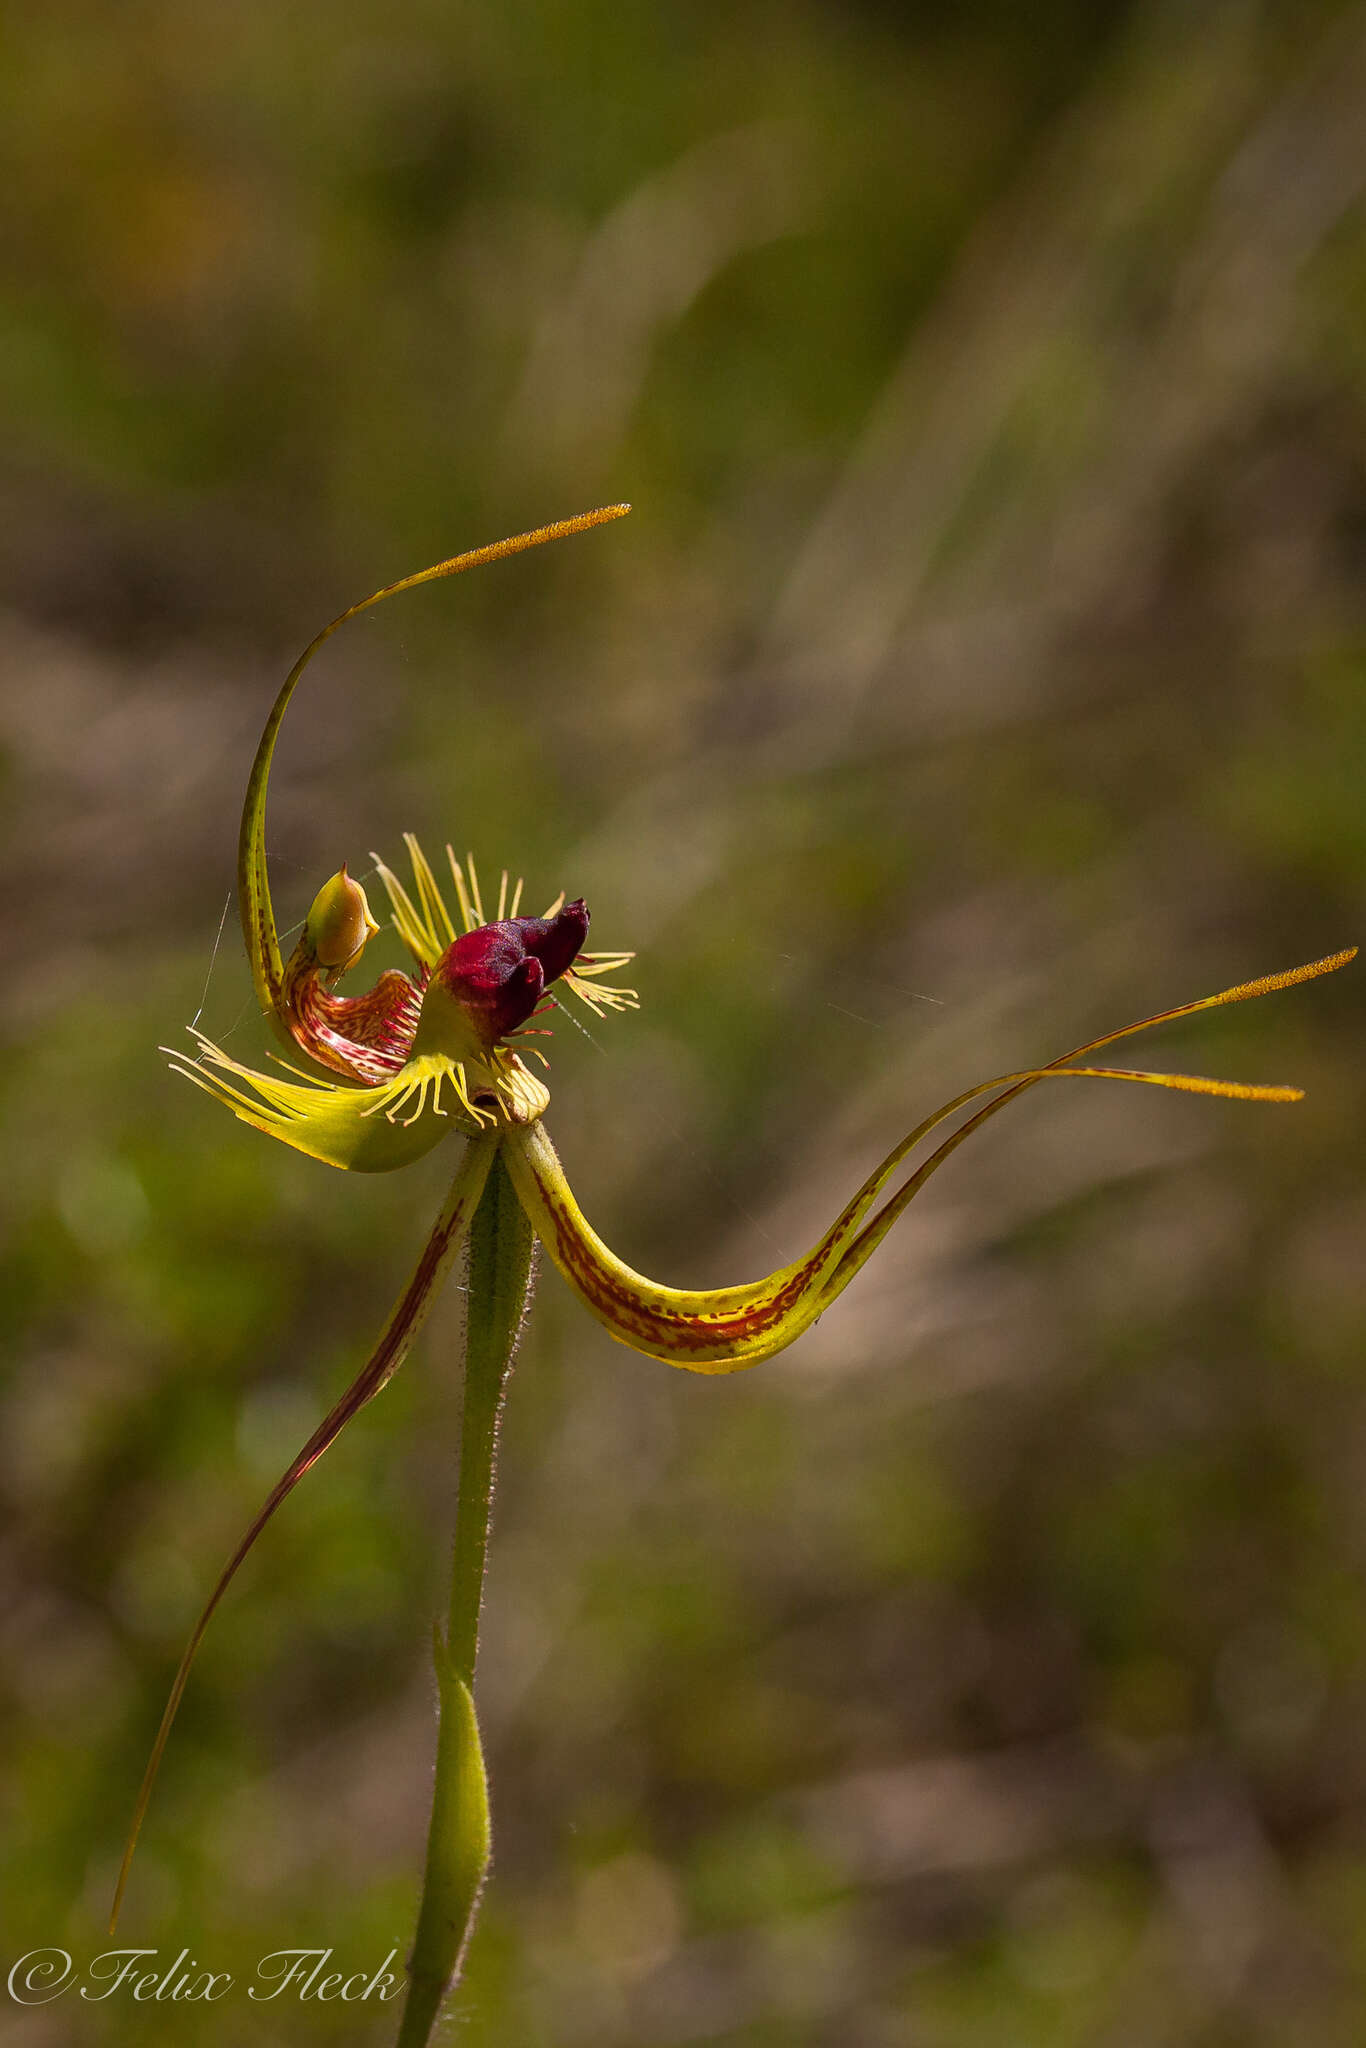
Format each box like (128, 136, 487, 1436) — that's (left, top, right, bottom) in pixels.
(166, 1033, 466, 1171)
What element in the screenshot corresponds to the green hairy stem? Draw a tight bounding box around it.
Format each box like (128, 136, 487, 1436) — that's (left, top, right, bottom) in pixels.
(396, 1153, 536, 2047)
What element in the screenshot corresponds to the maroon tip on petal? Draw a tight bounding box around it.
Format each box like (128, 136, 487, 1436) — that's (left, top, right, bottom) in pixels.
(516, 900, 590, 986)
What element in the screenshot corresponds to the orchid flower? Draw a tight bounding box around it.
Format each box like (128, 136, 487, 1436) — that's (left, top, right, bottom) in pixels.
(113, 503, 1354, 2029)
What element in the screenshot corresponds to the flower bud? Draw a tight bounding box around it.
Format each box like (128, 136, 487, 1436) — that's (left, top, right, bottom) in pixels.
(305, 867, 381, 971)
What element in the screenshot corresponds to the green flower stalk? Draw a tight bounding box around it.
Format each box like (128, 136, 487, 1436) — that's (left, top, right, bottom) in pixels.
(112, 503, 1355, 2040)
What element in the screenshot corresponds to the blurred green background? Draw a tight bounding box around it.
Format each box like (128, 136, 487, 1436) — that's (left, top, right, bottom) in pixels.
(3, 1, 1366, 2041)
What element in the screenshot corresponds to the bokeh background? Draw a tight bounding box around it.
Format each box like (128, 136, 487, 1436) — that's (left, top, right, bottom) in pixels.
(3, 2, 1366, 2042)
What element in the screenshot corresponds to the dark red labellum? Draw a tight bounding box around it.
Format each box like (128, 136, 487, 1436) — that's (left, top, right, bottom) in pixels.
(434, 901, 589, 1044)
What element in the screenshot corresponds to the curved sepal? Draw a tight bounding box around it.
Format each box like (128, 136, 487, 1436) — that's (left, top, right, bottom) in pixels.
(237, 506, 630, 1041)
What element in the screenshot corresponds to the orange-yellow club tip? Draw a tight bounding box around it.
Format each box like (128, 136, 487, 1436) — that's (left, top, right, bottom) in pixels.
(1072, 1070, 1306, 1104)
(1208, 948, 1357, 1007)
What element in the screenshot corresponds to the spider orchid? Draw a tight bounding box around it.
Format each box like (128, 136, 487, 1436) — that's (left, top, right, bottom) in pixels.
(114, 502, 1354, 1940)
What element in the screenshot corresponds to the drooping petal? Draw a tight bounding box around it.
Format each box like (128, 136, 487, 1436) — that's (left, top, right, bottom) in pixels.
(503, 1118, 847, 1370)
(109, 1132, 498, 1932)
(237, 506, 630, 1042)
(504, 950, 1355, 1373)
